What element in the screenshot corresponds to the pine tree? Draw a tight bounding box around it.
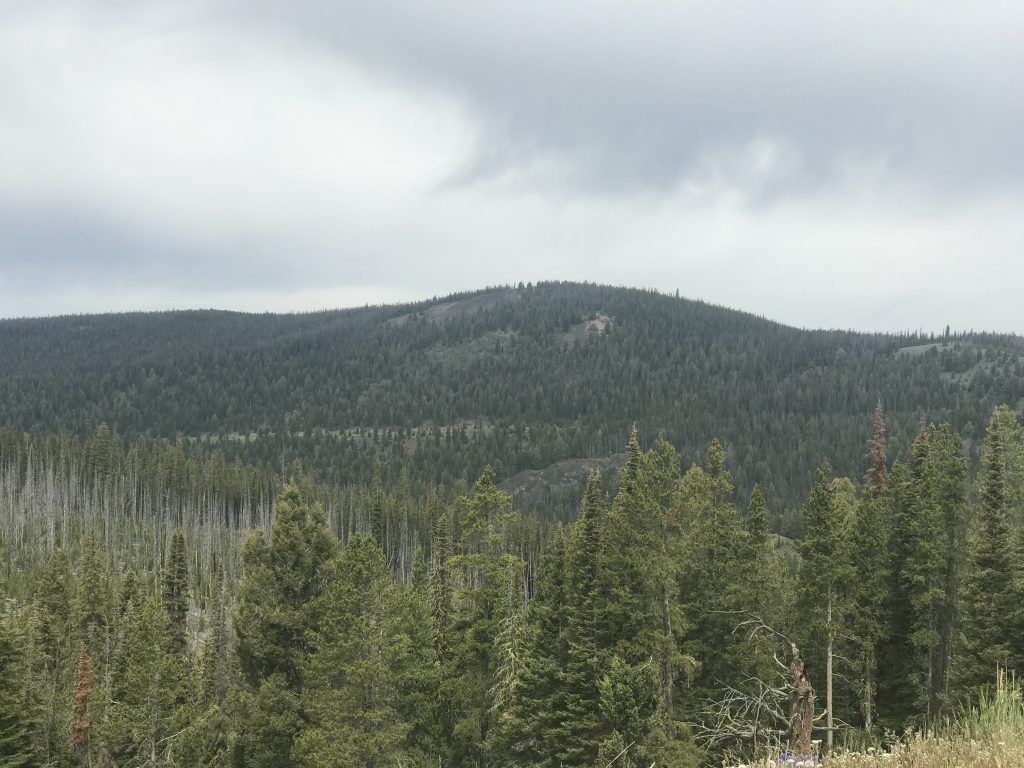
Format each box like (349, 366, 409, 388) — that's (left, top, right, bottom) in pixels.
(34, 550, 76, 763)
(235, 482, 338, 688)
(429, 494, 454, 662)
(447, 467, 525, 766)
(162, 528, 190, 659)
(849, 407, 891, 730)
(797, 463, 852, 749)
(234, 482, 339, 767)
(506, 532, 568, 767)
(103, 596, 182, 767)
(740, 484, 771, 618)
(555, 471, 606, 766)
(411, 545, 427, 594)
(370, 462, 386, 547)
(177, 567, 232, 768)
(75, 532, 110, 649)
(0, 616, 40, 768)
(678, 440, 745, 710)
(486, 574, 528, 762)
(905, 424, 966, 723)
(294, 536, 411, 768)
(954, 410, 1021, 693)
(877, 459, 916, 727)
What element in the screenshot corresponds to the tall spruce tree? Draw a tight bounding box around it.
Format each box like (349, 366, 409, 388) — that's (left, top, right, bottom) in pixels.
(954, 409, 1021, 693)
(448, 467, 525, 766)
(908, 424, 967, 722)
(797, 462, 852, 749)
(295, 536, 413, 768)
(849, 407, 891, 730)
(0, 616, 40, 768)
(162, 528, 190, 659)
(505, 532, 569, 767)
(429, 493, 454, 663)
(555, 471, 606, 766)
(234, 482, 338, 767)
(103, 596, 182, 767)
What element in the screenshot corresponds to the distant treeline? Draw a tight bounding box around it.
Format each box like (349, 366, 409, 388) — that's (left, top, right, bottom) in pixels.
(1, 282, 1022, 514)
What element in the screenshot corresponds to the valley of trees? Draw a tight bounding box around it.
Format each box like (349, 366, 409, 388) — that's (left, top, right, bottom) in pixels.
(1, 402, 1022, 767)
(2, 282, 1022, 518)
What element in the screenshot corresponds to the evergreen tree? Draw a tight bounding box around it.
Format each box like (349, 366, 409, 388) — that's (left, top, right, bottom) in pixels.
(796, 462, 852, 749)
(295, 536, 412, 768)
(905, 424, 966, 723)
(954, 410, 1021, 693)
(486, 575, 528, 762)
(505, 533, 568, 767)
(234, 482, 338, 767)
(849, 407, 891, 730)
(877, 460, 916, 727)
(75, 532, 110, 651)
(554, 471, 606, 766)
(849, 492, 889, 730)
(235, 482, 337, 688)
(162, 528, 190, 659)
(429, 495, 454, 663)
(448, 467, 525, 766)
(0, 616, 40, 768)
(678, 440, 745, 710)
(370, 462, 386, 547)
(739, 484, 772, 621)
(103, 596, 182, 767)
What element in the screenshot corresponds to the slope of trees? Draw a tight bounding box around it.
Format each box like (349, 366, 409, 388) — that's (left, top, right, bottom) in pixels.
(1, 403, 1021, 766)
(2, 282, 1022, 513)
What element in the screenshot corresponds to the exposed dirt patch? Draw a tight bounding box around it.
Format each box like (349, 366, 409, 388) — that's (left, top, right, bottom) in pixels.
(499, 452, 627, 498)
(560, 313, 612, 345)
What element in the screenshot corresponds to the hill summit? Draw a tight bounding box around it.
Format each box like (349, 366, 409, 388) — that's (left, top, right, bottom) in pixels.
(1, 281, 1021, 517)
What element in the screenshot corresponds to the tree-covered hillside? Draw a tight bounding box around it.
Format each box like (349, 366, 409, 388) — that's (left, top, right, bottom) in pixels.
(1, 281, 1021, 515)
(2, 405, 1022, 767)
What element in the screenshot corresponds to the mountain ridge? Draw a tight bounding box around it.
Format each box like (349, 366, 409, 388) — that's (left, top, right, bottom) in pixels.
(1, 281, 1021, 522)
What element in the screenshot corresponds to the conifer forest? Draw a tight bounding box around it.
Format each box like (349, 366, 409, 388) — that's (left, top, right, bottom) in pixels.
(1, 284, 1023, 767)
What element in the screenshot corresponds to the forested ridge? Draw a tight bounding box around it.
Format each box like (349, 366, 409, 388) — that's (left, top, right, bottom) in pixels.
(1, 402, 1023, 767)
(2, 281, 1022, 516)
(2, 282, 1024, 766)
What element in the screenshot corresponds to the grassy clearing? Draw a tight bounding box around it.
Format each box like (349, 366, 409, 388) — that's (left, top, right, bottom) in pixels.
(732, 672, 1024, 768)
(828, 672, 1024, 767)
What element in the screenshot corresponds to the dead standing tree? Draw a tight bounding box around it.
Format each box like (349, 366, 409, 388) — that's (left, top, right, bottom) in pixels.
(787, 645, 815, 755)
(695, 613, 816, 756)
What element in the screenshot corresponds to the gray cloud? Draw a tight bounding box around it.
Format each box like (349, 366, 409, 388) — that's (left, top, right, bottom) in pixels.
(0, 0, 1022, 331)
(238, 1, 1024, 197)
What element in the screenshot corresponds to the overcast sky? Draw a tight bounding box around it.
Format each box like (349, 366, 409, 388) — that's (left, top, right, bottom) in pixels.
(1, 1, 1022, 331)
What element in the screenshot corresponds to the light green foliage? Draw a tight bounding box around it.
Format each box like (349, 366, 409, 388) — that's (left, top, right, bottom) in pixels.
(447, 466, 526, 765)
(235, 482, 338, 689)
(102, 595, 183, 767)
(295, 536, 415, 768)
(233, 481, 339, 767)
(0, 616, 41, 768)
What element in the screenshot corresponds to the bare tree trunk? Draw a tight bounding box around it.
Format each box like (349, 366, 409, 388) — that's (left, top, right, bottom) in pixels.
(788, 647, 815, 755)
(864, 652, 873, 731)
(826, 586, 834, 750)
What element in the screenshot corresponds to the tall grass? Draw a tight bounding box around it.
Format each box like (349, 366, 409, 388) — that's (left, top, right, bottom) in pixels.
(825, 669, 1024, 768)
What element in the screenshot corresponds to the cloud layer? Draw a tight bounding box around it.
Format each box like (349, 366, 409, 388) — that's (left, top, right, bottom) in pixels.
(1, 1, 1022, 331)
